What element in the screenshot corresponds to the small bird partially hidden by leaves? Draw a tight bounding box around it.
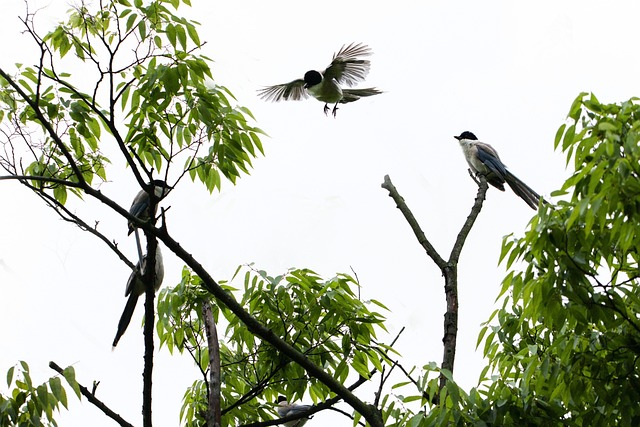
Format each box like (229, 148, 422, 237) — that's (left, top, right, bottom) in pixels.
(258, 42, 382, 117)
(276, 396, 312, 427)
(454, 131, 542, 209)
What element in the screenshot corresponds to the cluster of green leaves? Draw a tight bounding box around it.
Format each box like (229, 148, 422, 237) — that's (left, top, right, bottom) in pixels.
(0, 362, 80, 427)
(156, 265, 389, 426)
(473, 93, 640, 425)
(372, 362, 554, 427)
(0, 0, 264, 206)
(368, 364, 438, 427)
(373, 365, 514, 427)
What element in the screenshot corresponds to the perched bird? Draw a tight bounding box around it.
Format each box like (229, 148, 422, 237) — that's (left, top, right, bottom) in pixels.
(127, 180, 171, 235)
(276, 396, 312, 427)
(257, 42, 382, 117)
(112, 246, 164, 348)
(454, 131, 541, 209)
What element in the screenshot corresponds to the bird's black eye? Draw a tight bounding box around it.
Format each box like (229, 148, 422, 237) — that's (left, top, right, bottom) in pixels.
(303, 70, 322, 87)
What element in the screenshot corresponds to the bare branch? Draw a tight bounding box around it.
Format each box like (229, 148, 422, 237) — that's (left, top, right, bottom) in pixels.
(381, 175, 447, 269)
(381, 174, 488, 398)
(49, 361, 135, 427)
(448, 173, 489, 263)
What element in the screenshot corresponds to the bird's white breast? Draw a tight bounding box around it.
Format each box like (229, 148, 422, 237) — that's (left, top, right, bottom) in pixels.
(459, 140, 489, 174)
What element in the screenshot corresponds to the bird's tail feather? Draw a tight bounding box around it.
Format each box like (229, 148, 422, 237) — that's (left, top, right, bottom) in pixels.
(340, 88, 383, 103)
(112, 293, 139, 348)
(505, 171, 541, 210)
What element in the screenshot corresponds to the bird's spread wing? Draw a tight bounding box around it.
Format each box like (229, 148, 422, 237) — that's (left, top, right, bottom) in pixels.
(324, 42, 372, 86)
(257, 79, 308, 102)
(474, 142, 508, 178)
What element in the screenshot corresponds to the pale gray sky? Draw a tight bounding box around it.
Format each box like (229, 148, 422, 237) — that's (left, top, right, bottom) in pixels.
(1, 0, 639, 425)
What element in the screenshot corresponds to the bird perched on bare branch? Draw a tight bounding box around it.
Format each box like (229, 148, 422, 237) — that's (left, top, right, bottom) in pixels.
(454, 131, 542, 209)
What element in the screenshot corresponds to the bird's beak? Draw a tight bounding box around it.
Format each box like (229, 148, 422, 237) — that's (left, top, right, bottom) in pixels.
(453, 135, 461, 140)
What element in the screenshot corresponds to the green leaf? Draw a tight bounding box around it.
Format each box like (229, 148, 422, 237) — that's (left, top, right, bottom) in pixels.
(138, 19, 147, 40)
(166, 23, 177, 47)
(49, 376, 68, 409)
(62, 367, 81, 400)
(186, 23, 200, 46)
(7, 366, 14, 387)
(53, 185, 68, 205)
(125, 13, 138, 32)
(554, 123, 566, 149)
(163, 67, 180, 94)
(176, 24, 187, 50)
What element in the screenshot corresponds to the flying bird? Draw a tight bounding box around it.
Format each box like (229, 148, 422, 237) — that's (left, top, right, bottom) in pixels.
(112, 246, 164, 348)
(276, 396, 312, 427)
(257, 42, 382, 117)
(454, 131, 542, 209)
(127, 180, 171, 235)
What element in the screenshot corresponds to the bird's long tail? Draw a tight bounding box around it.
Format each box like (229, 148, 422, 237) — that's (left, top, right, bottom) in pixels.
(340, 88, 383, 103)
(112, 293, 139, 348)
(505, 171, 542, 210)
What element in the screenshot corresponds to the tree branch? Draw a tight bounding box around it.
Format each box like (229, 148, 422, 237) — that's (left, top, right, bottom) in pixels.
(202, 300, 221, 427)
(49, 361, 135, 427)
(381, 174, 488, 398)
(381, 175, 447, 270)
(141, 204, 162, 427)
(439, 174, 488, 392)
(448, 173, 489, 262)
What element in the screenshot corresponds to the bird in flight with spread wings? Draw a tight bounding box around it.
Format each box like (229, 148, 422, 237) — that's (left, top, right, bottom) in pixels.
(257, 42, 382, 117)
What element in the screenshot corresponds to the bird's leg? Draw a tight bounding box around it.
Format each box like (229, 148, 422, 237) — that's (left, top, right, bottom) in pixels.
(468, 168, 481, 186)
(323, 104, 330, 115)
(332, 103, 339, 117)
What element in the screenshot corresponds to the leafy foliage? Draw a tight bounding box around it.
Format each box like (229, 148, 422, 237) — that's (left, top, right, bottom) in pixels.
(0, 0, 264, 203)
(156, 265, 389, 426)
(0, 362, 80, 427)
(475, 93, 640, 425)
